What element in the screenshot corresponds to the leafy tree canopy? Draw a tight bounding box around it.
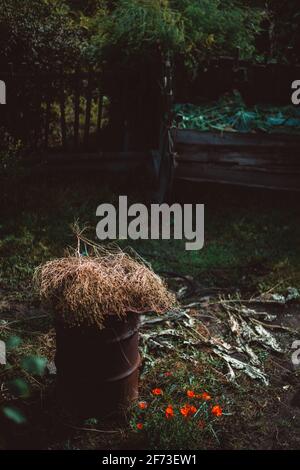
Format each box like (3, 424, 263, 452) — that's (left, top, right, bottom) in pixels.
(5, 0, 299, 71)
(0, 0, 87, 69)
(87, 0, 264, 69)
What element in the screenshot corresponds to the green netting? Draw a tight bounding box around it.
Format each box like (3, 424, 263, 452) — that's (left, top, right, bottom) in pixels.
(173, 92, 300, 135)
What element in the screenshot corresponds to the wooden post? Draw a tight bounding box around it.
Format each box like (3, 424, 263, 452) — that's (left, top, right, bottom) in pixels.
(7, 63, 14, 141)
(59, 65, 67, 149)
(44, 87, 51, 150)
(34, 63, 42, 150)
(19, 62, 27, 143)
(84, 66, 92, 147)
(73, 66, 80, 148)
(97, 93, 104, 135)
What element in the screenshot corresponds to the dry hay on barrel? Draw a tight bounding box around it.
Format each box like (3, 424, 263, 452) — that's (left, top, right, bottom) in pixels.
(34, 251, 176, 329)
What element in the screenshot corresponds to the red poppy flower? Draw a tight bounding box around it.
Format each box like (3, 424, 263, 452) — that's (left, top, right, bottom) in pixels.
(212, 405, 223, 417)
(187, 390, 195, 398)
(152, 388, 163, 396)
(136, 423, 143, 430)
(180, 405, 189, 417)
(138, 401, 148, 410)
(165, 405, 174, 419)
(180, 404, 197, 418)
(201, 392, 211, 401)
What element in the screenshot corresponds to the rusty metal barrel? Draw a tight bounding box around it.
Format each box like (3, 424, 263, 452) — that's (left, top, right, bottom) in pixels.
(54, 312, 140, 417)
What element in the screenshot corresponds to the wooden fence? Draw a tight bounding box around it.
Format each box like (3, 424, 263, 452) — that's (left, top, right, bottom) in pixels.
(0, 60, 165, 153)
(1, 58, 300, 151)
(1, 58, 300, 195)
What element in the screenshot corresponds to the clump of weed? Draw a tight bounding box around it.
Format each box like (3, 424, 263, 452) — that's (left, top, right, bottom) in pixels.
(34, 245, 176, 329)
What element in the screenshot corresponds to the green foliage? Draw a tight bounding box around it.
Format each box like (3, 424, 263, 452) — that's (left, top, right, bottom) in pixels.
(174, 93, 300, 134)
(269, 1, 300, 63)
(176, 0, 263, 64)
(6, 336, 22, 351)
(1, 336, 47, 425)
(66, 0, 110, 16)
(21, 356, 47, 376)
(87, 0, 184, 64)
(131, 367, 225, 449)
(2, 406, 27, 424)
(88, 0, 264, 70)
(7, 378, 30, 398)
(0, 0, 87, 69)
(1, 0, 298, 70)
(0, 0, 268, 71)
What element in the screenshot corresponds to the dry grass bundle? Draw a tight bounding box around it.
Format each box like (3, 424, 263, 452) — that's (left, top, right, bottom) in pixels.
(34, 250, 176, 329)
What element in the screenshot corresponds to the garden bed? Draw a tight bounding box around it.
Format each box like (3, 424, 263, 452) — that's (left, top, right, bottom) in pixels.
(173, 94, 300, 191)
(173, 128, 300, 190)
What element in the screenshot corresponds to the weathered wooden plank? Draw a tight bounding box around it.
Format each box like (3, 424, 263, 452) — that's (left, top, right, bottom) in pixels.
(176, 143, 300, 159)
(177, 160, 300, 175)
(44, 151, 147, 164)
(173, 128, 300, 190)
(172, 129, 300, 148)
(177, 151, 300, 167)
(176, 162, 300, 191)
(34, 152, 150, 176)
(44, 161, 145, 172)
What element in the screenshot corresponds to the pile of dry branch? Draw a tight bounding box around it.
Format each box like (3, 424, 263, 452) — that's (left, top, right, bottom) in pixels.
(34, 250, 176, 329)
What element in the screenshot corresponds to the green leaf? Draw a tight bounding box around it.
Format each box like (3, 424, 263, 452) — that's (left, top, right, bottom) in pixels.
(7, 378, 30, 398)
(21, 356, 47, 376)
(2, 406, 27, 424)
(84, 417, 98, 426)
(6, 335, 22, 350)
